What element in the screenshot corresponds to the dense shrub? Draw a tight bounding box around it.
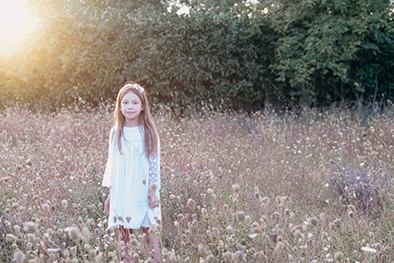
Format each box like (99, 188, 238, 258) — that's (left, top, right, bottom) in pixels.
(0, 0, 393, 111)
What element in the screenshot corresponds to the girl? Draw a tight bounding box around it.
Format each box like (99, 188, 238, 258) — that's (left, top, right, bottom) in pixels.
(102, 82, 162, 262)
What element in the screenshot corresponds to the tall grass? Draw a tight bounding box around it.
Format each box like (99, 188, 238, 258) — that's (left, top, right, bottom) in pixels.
(0, 106, 393, 262)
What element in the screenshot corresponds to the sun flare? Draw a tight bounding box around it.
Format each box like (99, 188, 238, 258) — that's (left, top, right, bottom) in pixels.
(0, 0, 39, 55)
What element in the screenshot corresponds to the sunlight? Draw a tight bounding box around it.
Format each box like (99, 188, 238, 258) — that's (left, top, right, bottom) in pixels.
(0, 0, 39, 56)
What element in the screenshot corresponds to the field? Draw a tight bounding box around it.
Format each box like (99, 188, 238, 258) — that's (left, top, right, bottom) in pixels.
(0, 106, 393, 262)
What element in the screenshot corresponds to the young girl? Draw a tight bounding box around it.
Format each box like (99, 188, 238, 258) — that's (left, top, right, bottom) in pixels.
(102, 82, 162, 262)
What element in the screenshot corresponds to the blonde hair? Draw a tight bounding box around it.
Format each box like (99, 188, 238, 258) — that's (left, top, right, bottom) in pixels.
(113, 82, 159, 157)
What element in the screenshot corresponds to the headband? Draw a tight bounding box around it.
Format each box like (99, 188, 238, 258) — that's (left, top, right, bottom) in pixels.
(124, 83, 144, 93)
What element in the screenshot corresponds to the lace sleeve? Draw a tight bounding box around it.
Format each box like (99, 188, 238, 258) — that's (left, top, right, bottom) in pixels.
(148, 142, 160, 190)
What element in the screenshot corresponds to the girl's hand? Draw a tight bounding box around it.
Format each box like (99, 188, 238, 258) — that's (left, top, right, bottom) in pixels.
(148, 187, 159, 208)
(104, 195, 110, 215)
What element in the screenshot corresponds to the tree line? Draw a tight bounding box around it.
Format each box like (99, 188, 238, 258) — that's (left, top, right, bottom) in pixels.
(0, 0, 393, 111)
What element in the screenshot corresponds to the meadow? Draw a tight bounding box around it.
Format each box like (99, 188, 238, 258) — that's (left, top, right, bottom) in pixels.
(0, 105, 393, 262)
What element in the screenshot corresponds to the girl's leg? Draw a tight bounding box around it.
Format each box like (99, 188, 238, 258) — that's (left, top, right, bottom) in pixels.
(117, 226, 133, 262)
(142, 227, 162, 263)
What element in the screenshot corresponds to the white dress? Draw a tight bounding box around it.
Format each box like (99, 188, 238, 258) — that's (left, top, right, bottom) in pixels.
(102, 126, 161, 230)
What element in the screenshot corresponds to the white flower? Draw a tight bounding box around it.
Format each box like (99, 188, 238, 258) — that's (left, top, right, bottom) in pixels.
(361, 246, 377, 254)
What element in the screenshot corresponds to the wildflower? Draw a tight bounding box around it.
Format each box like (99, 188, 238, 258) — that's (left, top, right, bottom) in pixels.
(269, 230, 278, 243)
(232, 184, 240, 192)
(201, 207, 207, 216)
(25, 221, 37, 233)
(82, 225, 92, 241)
(187, 198, 196, 210)
(236, 211, 245, 221)
(234, 250, 244, 261)
(65, 226, 81, 242)
(198, 243, 206, 254)
(249, 233, 258, 239)
(212, 227, 220, 238)
(206, 254, 216, 262)
(13, 250, 26, 263)
(61, 200, 68, 209)
(26, 159, 32, 166)
(333, 218, 342, 228)
(293, 229, 304, 239)
(131, 238, 138, 247)
(261, 196, 270, 204)
(284, 209, 291, 217)
(361, 246, 377, 254)
(251, 222, 261, 233)
(223, 251, 232, 262)
(275, 196, 282, 206)
(274, 241, 285, 256)
(272, 211, 281, 219)
(310, 217, 318, 226)
(70, 246, 77, 256)
(42, 203, 50, 212)
(13, 225, 21, 233)
(27, 233, 37, 243)
(334, 251, 344, 261)
(245, 215, 252, 224)
(6, 234, 17, 242)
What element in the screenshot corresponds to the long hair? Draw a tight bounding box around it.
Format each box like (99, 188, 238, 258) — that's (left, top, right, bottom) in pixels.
(113, 82, 159, 157)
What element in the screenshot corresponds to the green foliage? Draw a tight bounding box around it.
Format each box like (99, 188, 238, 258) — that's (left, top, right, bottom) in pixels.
(127, 10, 277, 110)
(0, 0, 393, 110)
(268, 0, 394, 107)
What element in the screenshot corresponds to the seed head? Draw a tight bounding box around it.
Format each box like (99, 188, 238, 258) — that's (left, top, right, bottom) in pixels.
(42, 203, 50, 212)
(27, 233, 37, 243)
(13, 250, 26, 263)
(187, 198, 196, 210)
(269, 231, 278, 243)
(334, 251, 344, 261)
(25, 221, 37, 233)
(236, 211, 245, 221)
(13, 225, 21, 233)
(26, 159, 32, 167)
(61, 200, 68, 209)
(234, 250, 244, 261)
(212, 227, 220, 238)
(361, 246, 377, 254)
(274, 241, 285, 257)
(245, 215, 252, 224)
(65, 226, 81, 242)
(198, 243, 206, 254)
(310, 217, 318, 226)
(232, 184, 240, 192)
(333, 218, 342, 228)
(254, 251, 267, 261)
(261, 196, 270, 204)
(251, 222, 262, 233)
(6, 234, 17, 242)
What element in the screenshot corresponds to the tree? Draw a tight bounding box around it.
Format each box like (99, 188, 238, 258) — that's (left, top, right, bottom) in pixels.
(268, 0, 394, 107)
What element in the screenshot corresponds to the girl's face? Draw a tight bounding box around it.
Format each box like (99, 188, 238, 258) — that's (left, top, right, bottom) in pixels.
(120, 91, 143, 126)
